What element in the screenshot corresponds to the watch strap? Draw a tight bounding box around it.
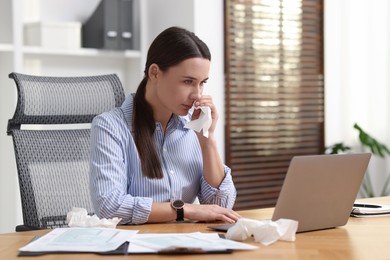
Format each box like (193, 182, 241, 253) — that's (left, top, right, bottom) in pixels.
(176, 207, 184, 221)
(171, 200, 185, 221)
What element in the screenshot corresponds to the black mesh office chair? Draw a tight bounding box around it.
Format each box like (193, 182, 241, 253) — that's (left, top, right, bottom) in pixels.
(7, 72, 125, 231)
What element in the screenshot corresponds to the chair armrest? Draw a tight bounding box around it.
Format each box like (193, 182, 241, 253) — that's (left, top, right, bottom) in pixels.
(15, 225, 44, 232)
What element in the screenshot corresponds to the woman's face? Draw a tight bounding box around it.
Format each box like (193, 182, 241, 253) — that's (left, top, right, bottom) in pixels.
(155, 57, 210, 116)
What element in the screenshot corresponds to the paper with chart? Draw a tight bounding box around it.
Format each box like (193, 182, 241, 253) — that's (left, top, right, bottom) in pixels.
(19, 228, 138, 253)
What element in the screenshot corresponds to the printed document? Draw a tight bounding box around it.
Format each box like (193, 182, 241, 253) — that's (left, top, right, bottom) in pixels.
(19, 228, 257, 254)
(128, 232, 258, 253)
(19, 228, 138, 253)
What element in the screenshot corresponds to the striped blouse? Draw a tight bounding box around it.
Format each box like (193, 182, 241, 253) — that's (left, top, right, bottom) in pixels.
(89, 94, 237, 224)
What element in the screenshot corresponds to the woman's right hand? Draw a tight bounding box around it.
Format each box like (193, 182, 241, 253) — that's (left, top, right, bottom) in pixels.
(184, 204, 241, 224)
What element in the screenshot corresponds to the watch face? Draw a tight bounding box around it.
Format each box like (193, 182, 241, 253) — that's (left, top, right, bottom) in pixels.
(172, 200, 184, 209)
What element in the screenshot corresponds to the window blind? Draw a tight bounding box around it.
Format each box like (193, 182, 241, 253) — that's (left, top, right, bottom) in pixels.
(224, 0, 324, 210)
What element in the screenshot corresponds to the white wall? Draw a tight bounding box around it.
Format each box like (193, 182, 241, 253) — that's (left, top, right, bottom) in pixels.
(193, 0, 225, 157)
(0, 1, 12, 43)
(325, 0, 390, 195)
(0, 74, 20, 234)
(0, 1, 21, 235)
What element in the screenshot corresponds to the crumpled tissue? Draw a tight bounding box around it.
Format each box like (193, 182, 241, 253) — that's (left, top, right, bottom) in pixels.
(226, 218, 298, 246)
(66, 207, 122, 228)
(184, 106, 212, 138)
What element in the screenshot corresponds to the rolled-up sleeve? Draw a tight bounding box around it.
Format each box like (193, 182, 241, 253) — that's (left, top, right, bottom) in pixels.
(197, 165, 237, 209)
(89, 113, 152, 224)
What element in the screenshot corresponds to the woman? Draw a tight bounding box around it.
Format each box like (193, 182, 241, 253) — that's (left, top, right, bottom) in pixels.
(90, 26, 239, 224)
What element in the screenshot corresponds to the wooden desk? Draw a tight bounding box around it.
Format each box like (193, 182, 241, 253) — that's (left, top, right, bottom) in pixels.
(1, 197, 389, 259)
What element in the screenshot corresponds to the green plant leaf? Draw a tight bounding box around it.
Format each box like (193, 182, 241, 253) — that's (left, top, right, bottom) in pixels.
(354, 123, 390, 158)
(324, 143, 351, 155)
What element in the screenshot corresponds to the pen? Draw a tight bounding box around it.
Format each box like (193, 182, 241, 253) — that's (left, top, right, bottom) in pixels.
(158, 247, 233, 254)
(353, 203, 382, 208)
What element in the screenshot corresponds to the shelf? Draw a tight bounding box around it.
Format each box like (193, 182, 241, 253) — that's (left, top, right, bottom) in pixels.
(0, 43, 14, 52)
(22, 46, 141, 59)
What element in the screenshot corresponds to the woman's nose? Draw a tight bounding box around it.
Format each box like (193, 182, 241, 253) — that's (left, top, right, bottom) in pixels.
(191, 85, 202, 100)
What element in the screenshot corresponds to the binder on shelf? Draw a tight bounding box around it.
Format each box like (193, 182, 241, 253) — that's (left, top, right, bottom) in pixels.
(82, 0, 138, 50)
(119, 0, 134, 50)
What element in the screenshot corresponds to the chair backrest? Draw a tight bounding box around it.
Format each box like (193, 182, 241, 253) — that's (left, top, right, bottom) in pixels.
(7, 72, 125, 230)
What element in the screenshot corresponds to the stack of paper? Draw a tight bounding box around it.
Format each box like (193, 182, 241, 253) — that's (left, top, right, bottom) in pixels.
(19, 228, 137, 256)
(18, 228, 258, 256)
(351, 203, 390, 217)
(128, 233, 258, 254)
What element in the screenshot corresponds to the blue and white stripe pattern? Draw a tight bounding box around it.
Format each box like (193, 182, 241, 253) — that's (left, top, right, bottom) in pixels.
(89, 94, 237, 224)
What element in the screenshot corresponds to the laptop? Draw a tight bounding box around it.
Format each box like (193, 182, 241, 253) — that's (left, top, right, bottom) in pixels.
(209, 153, 371, 233)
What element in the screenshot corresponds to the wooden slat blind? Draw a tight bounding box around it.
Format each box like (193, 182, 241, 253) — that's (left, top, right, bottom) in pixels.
(224, 0, 324, 210)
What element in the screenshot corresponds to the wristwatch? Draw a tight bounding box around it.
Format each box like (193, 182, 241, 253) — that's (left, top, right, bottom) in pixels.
(171, 199, 185, 221)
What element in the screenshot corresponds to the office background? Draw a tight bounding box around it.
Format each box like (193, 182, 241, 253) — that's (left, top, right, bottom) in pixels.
(0, 0, 389, 233)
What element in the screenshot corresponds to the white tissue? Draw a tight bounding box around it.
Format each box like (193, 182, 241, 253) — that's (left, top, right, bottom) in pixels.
(66, 207, 122, 229)
(184, 106, 212, 138)
(226, 218, 298, 246)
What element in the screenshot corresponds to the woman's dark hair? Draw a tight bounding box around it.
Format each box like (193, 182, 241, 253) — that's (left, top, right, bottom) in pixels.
(133, 26, 211, 179)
